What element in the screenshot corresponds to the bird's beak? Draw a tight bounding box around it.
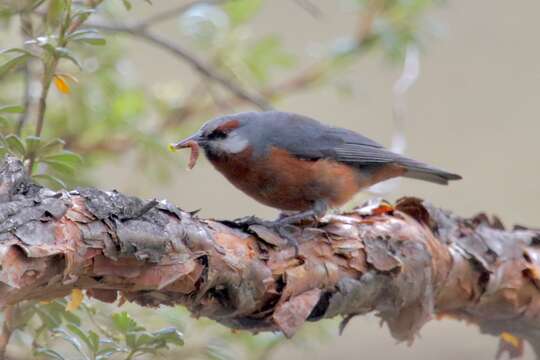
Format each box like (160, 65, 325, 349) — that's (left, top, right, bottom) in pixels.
(168, 131, 202, 152)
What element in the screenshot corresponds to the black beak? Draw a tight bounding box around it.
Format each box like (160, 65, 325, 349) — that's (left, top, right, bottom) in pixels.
(168, 131, 203, 152)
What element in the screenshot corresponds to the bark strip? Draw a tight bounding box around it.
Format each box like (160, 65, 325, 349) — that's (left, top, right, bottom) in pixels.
(1, 156, 539, 357)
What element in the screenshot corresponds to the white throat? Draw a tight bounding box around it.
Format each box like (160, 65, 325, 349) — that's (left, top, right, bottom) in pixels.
(214, 132, 249, 154)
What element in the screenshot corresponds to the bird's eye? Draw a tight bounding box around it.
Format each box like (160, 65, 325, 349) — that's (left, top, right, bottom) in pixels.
(207, 129, 227, 140)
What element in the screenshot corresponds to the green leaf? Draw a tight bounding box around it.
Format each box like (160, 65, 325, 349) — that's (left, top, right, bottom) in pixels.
(206, 343, 235, 360)
(42, 158, 75, 175)
(38, 41, 57, 56)
(112, 312, 144, 334)
(121, 0, 132, 11)
(96, 344, 121, 360)
(63, 308, 81, 325)
(35, 306, 63, 329)
(17, 306, 37, 328)
(66, 324, 94, 354)
(0, 116, 9, 128)
(5, 134, 26, 157)
(245, 35, 296, 83)
(0, 53, 31, 77)
(43, 150, 82, 167)
(0, 47, 34, 56)
(125, 333, 136, 348)
(24, 136, 41, 155)
(0, 104, 24, 113)
(33, 173, 67, 188)
(71, 8, 95, 22)
(69, 28, 98, 35)
(46, 0, 65, 29)
(151, 327, 184, 346)
(53, 328, 89, 360)
(223, 0, 263, 25)
(69, 30, 106, 46)
(66, 28, 97, 38)
(34, 347, 66, 360)
(39, 138, 66, 156)
(96, 350, 117, 360)
(55, 47, 82, 69)
(40, 300, 69, 323)
(88, 330, 100, 353)
(134, 332, 152, 347)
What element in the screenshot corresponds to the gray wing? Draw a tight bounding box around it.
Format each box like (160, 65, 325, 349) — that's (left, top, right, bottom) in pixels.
(254, 111, 398, 163)
(251, 111, 461, 184)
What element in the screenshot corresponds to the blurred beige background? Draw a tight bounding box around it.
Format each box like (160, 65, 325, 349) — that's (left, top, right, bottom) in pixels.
(96, 1, 540, 359)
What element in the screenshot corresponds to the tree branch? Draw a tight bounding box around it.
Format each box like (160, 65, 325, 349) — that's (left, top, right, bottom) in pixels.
(131, 0, 229, 30)
(1, 156, 539, 358)
(90, 22, 272, 111)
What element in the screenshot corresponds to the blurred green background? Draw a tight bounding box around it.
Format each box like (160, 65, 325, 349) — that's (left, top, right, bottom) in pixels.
(1, 0, 539, 359)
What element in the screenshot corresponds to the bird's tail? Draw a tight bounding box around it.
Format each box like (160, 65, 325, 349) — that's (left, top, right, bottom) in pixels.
(397, 157, 462, 185)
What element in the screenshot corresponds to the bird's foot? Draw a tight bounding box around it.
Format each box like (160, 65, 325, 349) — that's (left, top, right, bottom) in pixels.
(275, 200, 328, 227)
(270, 201, 329, 255)
(272, 224, 300, 256)
(233, 215, 273, 228)
(233, 216, 300, 255)
(232, 201, 328, 256)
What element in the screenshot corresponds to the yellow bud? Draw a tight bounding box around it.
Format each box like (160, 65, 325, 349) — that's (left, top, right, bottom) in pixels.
(501, 332, 520, 348)
(54, 75, 70, 94)
(66, 288, 84, 311)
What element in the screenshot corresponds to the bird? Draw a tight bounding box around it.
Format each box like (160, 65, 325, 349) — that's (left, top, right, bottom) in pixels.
(170, 111, 461, 237)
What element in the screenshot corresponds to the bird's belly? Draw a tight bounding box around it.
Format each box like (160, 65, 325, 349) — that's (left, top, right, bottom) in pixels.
(209, 147, 363, 211)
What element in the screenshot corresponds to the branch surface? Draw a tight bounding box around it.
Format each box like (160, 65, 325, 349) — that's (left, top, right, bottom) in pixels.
(1, 157, 539, 358)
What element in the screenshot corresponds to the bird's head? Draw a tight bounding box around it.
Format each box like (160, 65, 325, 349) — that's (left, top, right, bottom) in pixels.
(169, 113, 255, 166)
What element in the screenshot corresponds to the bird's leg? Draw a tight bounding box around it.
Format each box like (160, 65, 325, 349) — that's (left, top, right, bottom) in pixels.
(234, 202, 328, 256)
(233, 215, 272, 228)
(234, 215, 301, 255)
(273, 200, 329, 254)
(276, 211, 296, 221)
(276, 200, 328, 226)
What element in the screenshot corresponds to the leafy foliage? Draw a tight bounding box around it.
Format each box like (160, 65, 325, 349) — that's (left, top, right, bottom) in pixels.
(0, 133, 81, 188)
(223, 0, 263, 26)
(6, 300, 184, 360)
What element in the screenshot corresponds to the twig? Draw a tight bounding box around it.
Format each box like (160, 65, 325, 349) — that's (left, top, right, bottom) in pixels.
(160, 62, 334, 128)
(368, 45, 420, 195)
(15, 64, 31, 136)
(27, 1, 72, 173)
(63, 3, 381, 154)
(27, 0, 102, 173)
(161, 1, 381, 127)
(67, 0, 104, 33)
(92, 22, 272, 110)
(292, 0, 322, 18)
(201, 75, 232, 112)
(391, 44, 420, 142)
(132, 0, 228, 30)
(355, 0, 379, 45)
(15, 12, 34, 136)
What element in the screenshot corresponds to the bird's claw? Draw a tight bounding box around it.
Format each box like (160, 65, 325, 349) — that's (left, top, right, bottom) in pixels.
(233, 215, 271, 228)
(234, 216, 300, 256)
(274, 224, 300, 257)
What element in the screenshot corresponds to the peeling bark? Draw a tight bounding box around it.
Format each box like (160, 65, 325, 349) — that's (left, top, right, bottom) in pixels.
(1, 156, 540, 358)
